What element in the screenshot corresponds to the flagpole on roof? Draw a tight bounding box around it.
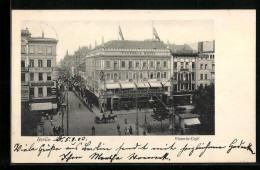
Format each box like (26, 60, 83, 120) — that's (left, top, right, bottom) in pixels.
(152, 20, 154, 40)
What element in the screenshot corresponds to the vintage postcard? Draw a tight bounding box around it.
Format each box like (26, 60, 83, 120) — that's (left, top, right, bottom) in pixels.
(11, 10, 256, 163)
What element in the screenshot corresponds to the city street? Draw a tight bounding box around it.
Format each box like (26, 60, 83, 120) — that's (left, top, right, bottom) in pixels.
(43, 90, 185, 136)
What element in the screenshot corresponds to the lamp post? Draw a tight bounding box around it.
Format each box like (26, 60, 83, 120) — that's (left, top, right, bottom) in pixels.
(135, 73, 139, 135)
(100, 71, 106, 114)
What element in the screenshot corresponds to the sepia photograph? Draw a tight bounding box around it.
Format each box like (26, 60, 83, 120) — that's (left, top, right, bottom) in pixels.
(12, 10, 255, 163)
(21, 20, 215, 136)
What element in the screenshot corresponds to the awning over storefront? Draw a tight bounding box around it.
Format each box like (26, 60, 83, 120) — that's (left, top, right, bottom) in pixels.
(106, 83, 121, 89)
(161, 82, 171, 87)
(135, 82, 150, 88)
(120, 82, 136, 89)
(184, 118, 201, 126)
(30, 102, 54, 111)
(149, 82, 162, 88)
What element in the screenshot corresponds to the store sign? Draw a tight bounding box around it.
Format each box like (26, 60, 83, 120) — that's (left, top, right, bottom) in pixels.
(30, 81, 54, 87)
(29, 67, 52, 72)
(21, 86, 29, 101)
(51, 88, 56, 95)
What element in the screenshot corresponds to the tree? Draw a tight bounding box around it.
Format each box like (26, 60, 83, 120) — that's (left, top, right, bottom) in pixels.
(151, 101, 170, 132)
(191, 84, 215, 134)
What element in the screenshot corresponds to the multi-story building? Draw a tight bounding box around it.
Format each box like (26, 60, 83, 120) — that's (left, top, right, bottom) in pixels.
(21, 28, 58, 113)
(84, 40, 172, 111)
(197, 41, 215, 86)
(169, 44, 198, 105)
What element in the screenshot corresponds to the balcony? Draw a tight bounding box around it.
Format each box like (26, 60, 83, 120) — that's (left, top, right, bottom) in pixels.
(21, 81, 29, 86)
(180, 68, 189, 72)
(29, 67, 52, 72)
(21, 67, 29, 72)
(30, 81, 55, 87)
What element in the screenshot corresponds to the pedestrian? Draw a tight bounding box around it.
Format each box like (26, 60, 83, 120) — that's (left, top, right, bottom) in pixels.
(46, 113, 49, 120)
(124, 116, 127, 124)
(50, 119, 53, 126)
(118, 130, 121, 136)
(117, 124, 120, 132)
(129, 126, 133, 135)
(79, 103, 81, 109)
(58, 126, 61, 135)
(124, 127, 127, 135)
(50, 115, 53, 120)
(110, 109, 113, 114)
(53, 126, 56, 135)
(148, 125, 152, 133)
(92, 126, 95, 135)
(143, 130, 146, 135)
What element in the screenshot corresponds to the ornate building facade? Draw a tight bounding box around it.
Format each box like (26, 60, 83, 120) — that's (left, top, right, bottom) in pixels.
(21, 28, 58, 112)
(84, 40, 172, 111)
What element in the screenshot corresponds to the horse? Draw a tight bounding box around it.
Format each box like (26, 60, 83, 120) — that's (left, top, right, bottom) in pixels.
(107, 114, 117, 122)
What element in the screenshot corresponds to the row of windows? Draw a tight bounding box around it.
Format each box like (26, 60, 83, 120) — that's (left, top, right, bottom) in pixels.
(200, 63, 215, 70)
(199, 54, 215, 60)
(21, 60, 52, 68)
(104, 60, 168, 69)
(173, 84, 195, 91)
(200, 74, 208, 80)
(29, 87, 52, 97)
(173, 72, 196, 81)
(174, 62, 195, 69)
(21, 73, 51, 82)
(21, 45, 53, 54)
(102, 71, 168, 81)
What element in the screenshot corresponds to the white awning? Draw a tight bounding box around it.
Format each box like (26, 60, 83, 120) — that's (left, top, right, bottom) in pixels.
(162, 82, 171, 87)
(149, 82, 162, 88)
(135, 82, 150, 88)
(30, 102, 53, 111)
(184, 118, 201, 126)
(106, 83, 120, 89)
(120, 82, 136, 89)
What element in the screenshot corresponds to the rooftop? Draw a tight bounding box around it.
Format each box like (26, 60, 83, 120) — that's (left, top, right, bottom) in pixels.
(169, 44, 195, 53)
(92, 40, 168, 51)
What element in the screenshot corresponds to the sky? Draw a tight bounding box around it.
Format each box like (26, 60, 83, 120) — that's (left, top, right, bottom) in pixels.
(22, 20, 214, 62)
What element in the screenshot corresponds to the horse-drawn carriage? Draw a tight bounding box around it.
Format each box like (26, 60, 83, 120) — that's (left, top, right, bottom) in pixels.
(94, 113, 117, 124)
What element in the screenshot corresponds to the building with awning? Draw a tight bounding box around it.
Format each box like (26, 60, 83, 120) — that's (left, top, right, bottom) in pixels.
(83, 39, 171, 111)
(106, 83, 121, 89)
(177, 113, 200, 133)
(30, 102, 57, 111)
(135, 82, 150, 88)
(148, 82, 162, 88)
(120, 82, 136, 89)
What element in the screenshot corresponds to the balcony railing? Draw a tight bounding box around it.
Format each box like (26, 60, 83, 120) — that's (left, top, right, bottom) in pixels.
(180, 68, 189, 72)
(21, 67, 29, 71)
(21, 81, 29, 86)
